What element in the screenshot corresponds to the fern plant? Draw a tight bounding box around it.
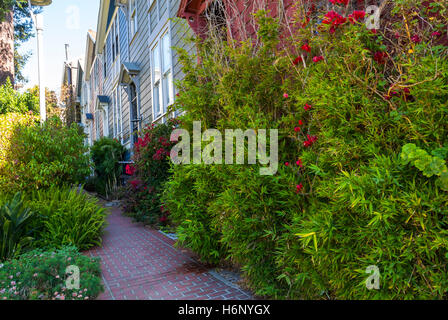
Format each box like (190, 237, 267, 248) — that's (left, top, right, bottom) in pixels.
(0, 193, 34, 261)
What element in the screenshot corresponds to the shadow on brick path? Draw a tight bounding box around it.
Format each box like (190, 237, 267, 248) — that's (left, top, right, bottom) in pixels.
(87, 205, 253, 300)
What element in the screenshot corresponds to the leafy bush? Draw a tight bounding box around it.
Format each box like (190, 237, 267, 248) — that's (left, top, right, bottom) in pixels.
(0, 246, 103, 300)
(90, 137, 125, 198)
(0, 116, 91, 194)
(25, 187, 108, 251)
(122, 119, 179, 225)
(162, 164, 228, 264)
(162, 1, 448, 299)
(0, 79, 38, 115)
(0, 112, 37, 166)
(0, 193, 34, 262)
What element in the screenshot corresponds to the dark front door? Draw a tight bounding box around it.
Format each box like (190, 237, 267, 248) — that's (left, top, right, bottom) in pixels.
(129, 82, 140, 145)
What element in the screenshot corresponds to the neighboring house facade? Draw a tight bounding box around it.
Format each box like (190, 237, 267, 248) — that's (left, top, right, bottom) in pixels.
(80, 0, 194, 157)
(61, 57, 83, 127)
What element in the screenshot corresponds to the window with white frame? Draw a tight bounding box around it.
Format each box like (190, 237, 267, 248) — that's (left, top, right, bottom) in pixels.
(114, 87, 122, 140)
(151, 29, 173, 120)
(129, 0, 138, 39)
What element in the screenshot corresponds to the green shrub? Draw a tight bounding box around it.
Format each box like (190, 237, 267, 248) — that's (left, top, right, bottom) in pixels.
(0, 79, 38, 115)
(163, 2, 448, 299)
(0, 246, 103, 300)
(25, 187, 108, 251)
(122, 119, 179, 226)
(162, 164, 228, 264)
(0, 193, 34, 262)
(0, 112, 37, 167)
(90, 137, 125, 198)
(0, 116, 91, 194)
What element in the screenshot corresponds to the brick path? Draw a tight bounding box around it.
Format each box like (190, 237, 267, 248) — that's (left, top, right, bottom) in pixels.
(87, 205, 252, 300)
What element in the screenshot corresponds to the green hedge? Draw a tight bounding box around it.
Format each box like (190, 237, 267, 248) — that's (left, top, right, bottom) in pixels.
(162, 3, 448, 299)
(0, 115, 91, 194)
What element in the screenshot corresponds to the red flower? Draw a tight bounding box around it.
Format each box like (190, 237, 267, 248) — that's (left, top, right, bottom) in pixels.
(303, 135, 318, 148)
(348, 10, 366, 24)
(322, 11, 347, 33)
(293, 56, 303, 66)
(301, 43, 311, 52)
(285, 162, 290, 167)
(431, 31, 442, 37)
(294, 127, 301, 133)
(283, 93, 289, 99)
(296, 159, 304, 168)
(129, 180, 141, 189)
(298, 120, 304, 126)
(329, 0, 349, 5)
(313, 56, 324, 63)
(373, 51, 387, 64)
(296, 184, 304, 194)
(125, 165, 136, 176)
(304, 103, 312, 111)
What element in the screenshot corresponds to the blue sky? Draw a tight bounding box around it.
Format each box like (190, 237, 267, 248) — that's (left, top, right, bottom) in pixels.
(20, 0, 100, 94)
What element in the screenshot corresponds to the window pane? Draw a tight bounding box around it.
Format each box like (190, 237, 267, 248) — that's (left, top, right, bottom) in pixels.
(152, 44, 161, 82)
(154, 83, 160, 116)
(162, 32, 171, 73)
(163, 71, 173, 109)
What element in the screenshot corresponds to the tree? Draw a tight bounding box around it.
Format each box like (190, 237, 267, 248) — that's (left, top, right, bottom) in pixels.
(0, 0, 15, 85)
(13, 0, 41, 83)
(0, 0, 41, 85)
(27, 85, 62, 119)
(0, 77, 37, 114)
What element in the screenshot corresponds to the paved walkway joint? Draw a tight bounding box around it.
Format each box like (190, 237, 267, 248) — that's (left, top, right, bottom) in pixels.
(88, 205, 253, 300)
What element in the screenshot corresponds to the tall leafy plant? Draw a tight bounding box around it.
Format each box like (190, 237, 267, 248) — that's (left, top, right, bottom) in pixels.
(90, 137, 125, 198)
(0, 193, 34, 261)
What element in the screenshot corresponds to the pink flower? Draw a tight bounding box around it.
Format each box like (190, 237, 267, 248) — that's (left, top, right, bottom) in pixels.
(411, 35, 421, 43)
(431, 31, 442, 37)
(285, 162, 290, 167)
(313, 56, 324, 63)
(296, 184, 304, 193)
(296, 159, 304, 168)
(283, 93, 289, 99)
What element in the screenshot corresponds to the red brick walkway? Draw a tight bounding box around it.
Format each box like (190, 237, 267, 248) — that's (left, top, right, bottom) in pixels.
(88, 206, 252, 300)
